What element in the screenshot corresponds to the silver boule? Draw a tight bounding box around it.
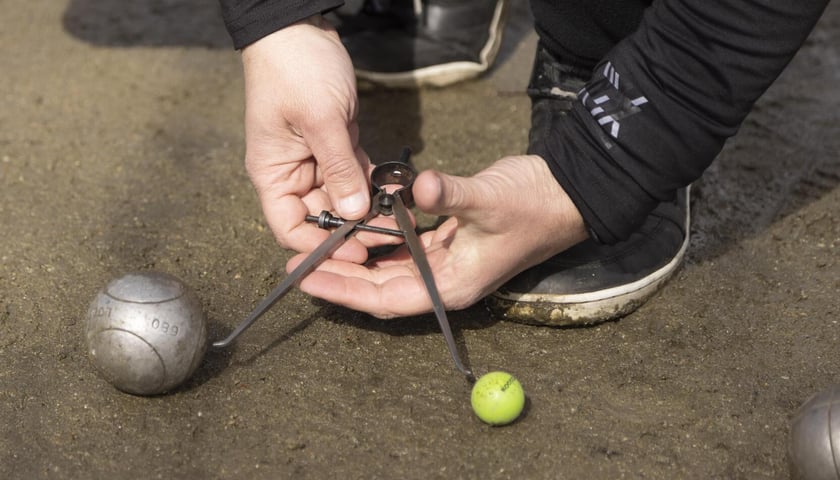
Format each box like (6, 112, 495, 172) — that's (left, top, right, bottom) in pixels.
(85, 271, 207, 395)
(789, 384, 840, 480)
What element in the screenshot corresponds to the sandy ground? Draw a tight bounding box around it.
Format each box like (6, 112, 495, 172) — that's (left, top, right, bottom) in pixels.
(2, 1, 840, 478)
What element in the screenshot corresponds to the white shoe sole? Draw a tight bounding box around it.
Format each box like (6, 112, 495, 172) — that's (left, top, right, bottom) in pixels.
(489, 187, 691, 326)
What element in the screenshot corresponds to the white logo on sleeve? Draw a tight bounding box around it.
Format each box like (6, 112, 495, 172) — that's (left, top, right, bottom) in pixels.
(579, 62, 648, 139)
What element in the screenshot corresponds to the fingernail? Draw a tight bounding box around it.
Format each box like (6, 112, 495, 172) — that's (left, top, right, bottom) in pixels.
(338, 192, 368, 218)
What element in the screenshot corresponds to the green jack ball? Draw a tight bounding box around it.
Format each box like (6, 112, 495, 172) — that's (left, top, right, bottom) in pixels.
(471, 371, 526, 426)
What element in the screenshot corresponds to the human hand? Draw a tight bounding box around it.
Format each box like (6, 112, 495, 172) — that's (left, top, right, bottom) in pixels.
(241, 15, 383, 264)
(288, 155, 589, 317)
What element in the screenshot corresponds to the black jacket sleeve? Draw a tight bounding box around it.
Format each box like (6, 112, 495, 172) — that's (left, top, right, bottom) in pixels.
(219, 0, 344, 49)
(533, 0, 829, 244)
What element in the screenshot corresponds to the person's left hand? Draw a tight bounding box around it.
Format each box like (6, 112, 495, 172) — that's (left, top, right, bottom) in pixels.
(286, 154, 589, 318)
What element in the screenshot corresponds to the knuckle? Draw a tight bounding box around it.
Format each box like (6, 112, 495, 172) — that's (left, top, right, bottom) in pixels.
(320, 156, 360, 185)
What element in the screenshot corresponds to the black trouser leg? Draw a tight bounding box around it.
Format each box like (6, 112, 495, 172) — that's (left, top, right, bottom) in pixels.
(529, 0, 651, 71)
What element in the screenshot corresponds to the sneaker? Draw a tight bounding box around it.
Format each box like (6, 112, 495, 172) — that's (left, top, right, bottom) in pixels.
(337, 0, 510, 88)
(331, 0, 416, 37)
(486, 45, 691, 326)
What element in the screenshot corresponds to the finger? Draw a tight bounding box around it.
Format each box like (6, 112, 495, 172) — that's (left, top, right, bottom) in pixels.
(252, 172, 322, 250)
(313, 135, 370, 186)
(303, 116, 371, 220)
(413, 170, 485, 219)
(263, 194, 370, 263)
(353, 215, 406, 247)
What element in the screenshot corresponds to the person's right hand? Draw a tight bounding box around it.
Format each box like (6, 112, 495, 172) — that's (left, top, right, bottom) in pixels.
(241, 15, 380, 264)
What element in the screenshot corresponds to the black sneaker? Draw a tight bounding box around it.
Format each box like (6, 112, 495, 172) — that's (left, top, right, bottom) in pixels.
(486, 45, 691, 326)
(337, 0, 510, 88)
(331, 0, 416, 37)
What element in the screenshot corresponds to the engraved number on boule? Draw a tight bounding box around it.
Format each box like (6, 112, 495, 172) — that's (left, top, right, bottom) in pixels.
(151, 318, 179, 336)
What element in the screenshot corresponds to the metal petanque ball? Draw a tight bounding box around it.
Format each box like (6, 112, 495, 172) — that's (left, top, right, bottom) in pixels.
(85, 271, 207, 396)
(789, 384, 840, 480)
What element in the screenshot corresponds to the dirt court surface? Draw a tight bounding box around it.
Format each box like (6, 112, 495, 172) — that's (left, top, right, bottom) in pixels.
(2, 1, 840, 479)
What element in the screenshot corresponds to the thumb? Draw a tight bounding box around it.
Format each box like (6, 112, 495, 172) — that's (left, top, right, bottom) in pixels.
(305, 120, 370, 220)
(413, 170, 485, 218)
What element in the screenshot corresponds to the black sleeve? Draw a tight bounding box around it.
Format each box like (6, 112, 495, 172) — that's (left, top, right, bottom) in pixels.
(533, 0, 830, 244)
(219, 0, 344, 49)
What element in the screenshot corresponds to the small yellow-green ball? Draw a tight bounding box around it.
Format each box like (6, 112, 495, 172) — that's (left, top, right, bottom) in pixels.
(471, 371, 526, 426)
